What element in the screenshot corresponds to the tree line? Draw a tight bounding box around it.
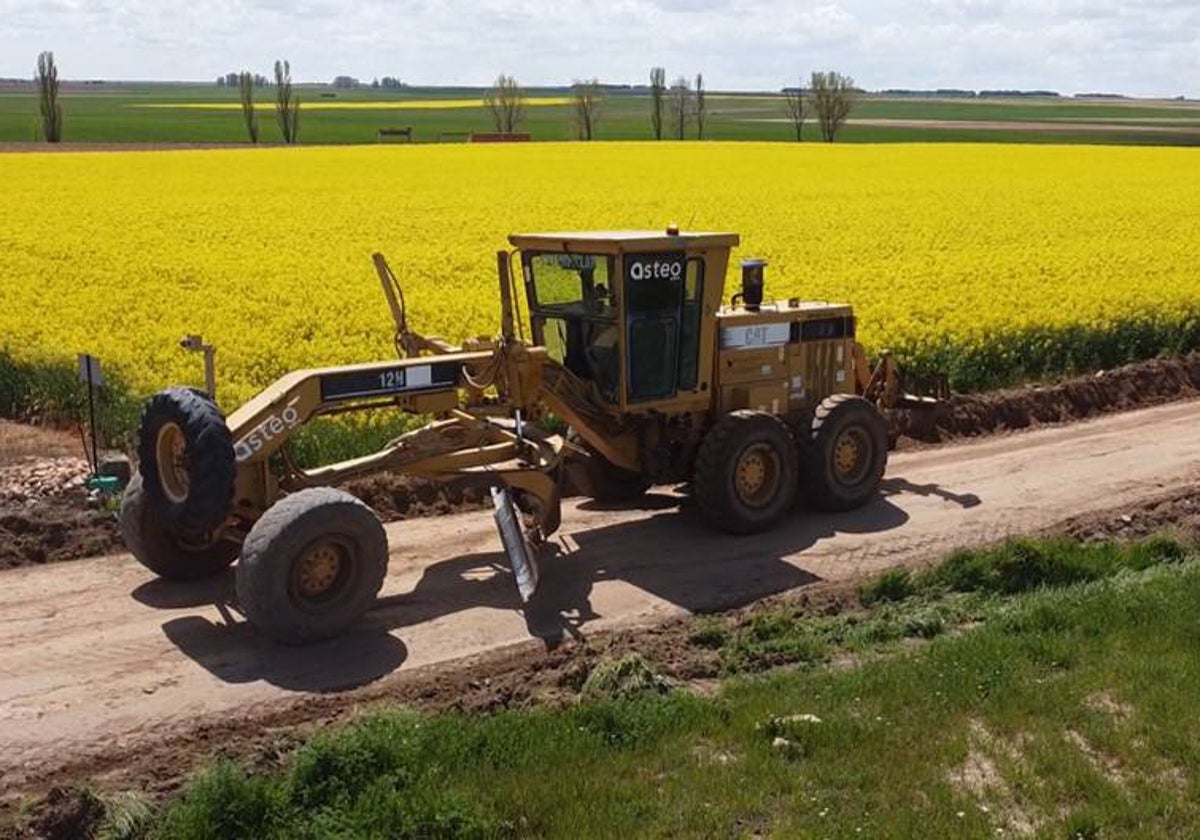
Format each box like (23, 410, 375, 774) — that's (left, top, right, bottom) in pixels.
(784, 71, 858, 142)
(29, 52, 858, 145)
(488, 68, 857, 142)
(235, 61, 301, 144)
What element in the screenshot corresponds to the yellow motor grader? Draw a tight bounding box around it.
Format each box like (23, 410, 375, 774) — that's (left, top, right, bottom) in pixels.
(121, 227, 944, 644)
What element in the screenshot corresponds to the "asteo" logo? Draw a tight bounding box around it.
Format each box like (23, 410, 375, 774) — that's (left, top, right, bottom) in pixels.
(629, 258, 683, 281)
(235, 397, 303, 461)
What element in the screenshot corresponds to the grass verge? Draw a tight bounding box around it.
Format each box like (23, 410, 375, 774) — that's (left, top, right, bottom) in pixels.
(0, 350, 140, 451)
(65, 533, 1197, 839)
(6, 330, 1200, 468)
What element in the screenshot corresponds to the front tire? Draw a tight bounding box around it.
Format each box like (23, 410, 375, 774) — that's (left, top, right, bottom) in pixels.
(120, 474, 239, 580)
(236, 488, 388, 645)
(802, 395, 889, 512)
(694, 411, 799, 535)
(136, 387, 235, 534)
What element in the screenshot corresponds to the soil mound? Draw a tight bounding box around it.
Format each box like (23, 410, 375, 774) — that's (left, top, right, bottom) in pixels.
(894, 352, 1200, 443)
(0, 454, 123, 570)
(342, 474, 490, 520)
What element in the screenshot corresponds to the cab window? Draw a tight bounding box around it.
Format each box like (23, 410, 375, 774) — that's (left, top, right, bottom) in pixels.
(523, 252, 619, 401)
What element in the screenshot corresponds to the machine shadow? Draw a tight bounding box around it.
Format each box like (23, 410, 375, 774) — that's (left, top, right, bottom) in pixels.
(383, 490, 911, 645)
(132, 568, 236, 610)
(149, 489, 914, 692)
(159, 614, 409, 693)
(879, 477, 982, 509)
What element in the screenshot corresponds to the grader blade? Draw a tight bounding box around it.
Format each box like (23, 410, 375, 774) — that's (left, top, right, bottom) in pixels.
(491, 486, 540, 602)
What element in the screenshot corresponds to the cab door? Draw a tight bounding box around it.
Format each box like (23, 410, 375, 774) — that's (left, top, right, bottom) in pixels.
(623, 251, 686, 402)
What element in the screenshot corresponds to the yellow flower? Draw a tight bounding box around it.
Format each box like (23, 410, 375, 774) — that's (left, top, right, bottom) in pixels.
(2, 141, 1198, 407)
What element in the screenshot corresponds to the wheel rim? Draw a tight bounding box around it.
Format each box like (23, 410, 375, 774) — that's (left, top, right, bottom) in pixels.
(291, 538, 351, 606)
(155, 421, 190, 504)
(734, 442, 781, 508)
(833, 426, 871, 486)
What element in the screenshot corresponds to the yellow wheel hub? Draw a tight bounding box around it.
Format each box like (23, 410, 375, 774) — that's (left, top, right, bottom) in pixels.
(833, 428, 869, 483)
(296, 542, 344, 598)
(155, 421, 190, 504)
(734, 443, 779, 507)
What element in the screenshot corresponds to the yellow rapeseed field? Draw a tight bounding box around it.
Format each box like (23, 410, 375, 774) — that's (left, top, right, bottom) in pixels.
(2, 142, 1199, 416)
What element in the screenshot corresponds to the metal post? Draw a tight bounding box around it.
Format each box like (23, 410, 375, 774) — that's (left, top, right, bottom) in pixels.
(181, 334, 217, 399)
(202, 344, 217, 400)
(77, 354, 103, 474)
(85, 374, 99, 474)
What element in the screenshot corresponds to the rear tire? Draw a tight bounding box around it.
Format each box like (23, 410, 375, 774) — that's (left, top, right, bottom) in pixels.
(802, 395, 889, 512)
(566, 431, 649, 502)
(120, 474, 239, 581)
(236, 488, 388, 645)
(693, 410, 799, 535)
(136, 387, 235, 534)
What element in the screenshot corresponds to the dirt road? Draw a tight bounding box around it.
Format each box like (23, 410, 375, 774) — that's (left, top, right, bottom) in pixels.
(2, 399, 1198, 786)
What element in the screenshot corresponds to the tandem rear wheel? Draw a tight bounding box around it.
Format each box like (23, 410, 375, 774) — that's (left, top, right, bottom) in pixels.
(693, 410, 800, 535)
(802, 394, 889, 512)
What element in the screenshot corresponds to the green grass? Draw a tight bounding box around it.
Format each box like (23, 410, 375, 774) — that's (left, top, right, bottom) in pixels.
(896, 317, 1200, 392)
(8, 304, 1200, 464)
(131, 534, 1200, 838)
(0, 349, 140, 449)
(2, 84, 1197, 146)
(0, 346, 419, 464)
(7, 310, 1198, 465)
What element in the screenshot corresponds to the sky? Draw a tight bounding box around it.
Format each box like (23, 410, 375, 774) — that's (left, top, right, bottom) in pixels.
(1, 0, 1198, 97)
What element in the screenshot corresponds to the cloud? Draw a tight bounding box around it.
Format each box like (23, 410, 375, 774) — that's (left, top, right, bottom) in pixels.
(0, 0, 1195, 96)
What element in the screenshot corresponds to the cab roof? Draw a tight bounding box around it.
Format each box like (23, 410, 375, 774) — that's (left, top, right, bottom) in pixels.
(508, 230, 740, 253)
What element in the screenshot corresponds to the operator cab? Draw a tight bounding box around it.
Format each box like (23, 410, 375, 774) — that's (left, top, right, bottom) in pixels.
(520, 251, 621, 399)
(512, 230, 739, 410)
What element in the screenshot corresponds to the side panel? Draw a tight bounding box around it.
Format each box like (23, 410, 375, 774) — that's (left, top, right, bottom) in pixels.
(793, 339, 855, 407)
(713, 308, 858, 416)
(717, 343, 791, 414)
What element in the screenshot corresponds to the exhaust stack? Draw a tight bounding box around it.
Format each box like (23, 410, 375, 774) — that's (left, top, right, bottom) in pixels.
(739, 258, 767, 311)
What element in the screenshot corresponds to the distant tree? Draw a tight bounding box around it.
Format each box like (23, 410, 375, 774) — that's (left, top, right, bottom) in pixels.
(35, 51, 63, 143)
(809, 70, 856, 142)
(223, 72, 240, 87)
(381, 76, 405, 89)
(668, 75, 691, 140)
(571, 78, 603, 140)
(238, 71, 259, 144)
(332, 75, 359, 89)
(694, 72, 706, 139)
(371, 77, 380, 89)
(253, 73, 270, 88)
(274, 59, 299, 144)
(783, 83, 806, 141)
(484, 74, 525, 133)
(649, 66, 666, 139)
(217, 76, 226, 87)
